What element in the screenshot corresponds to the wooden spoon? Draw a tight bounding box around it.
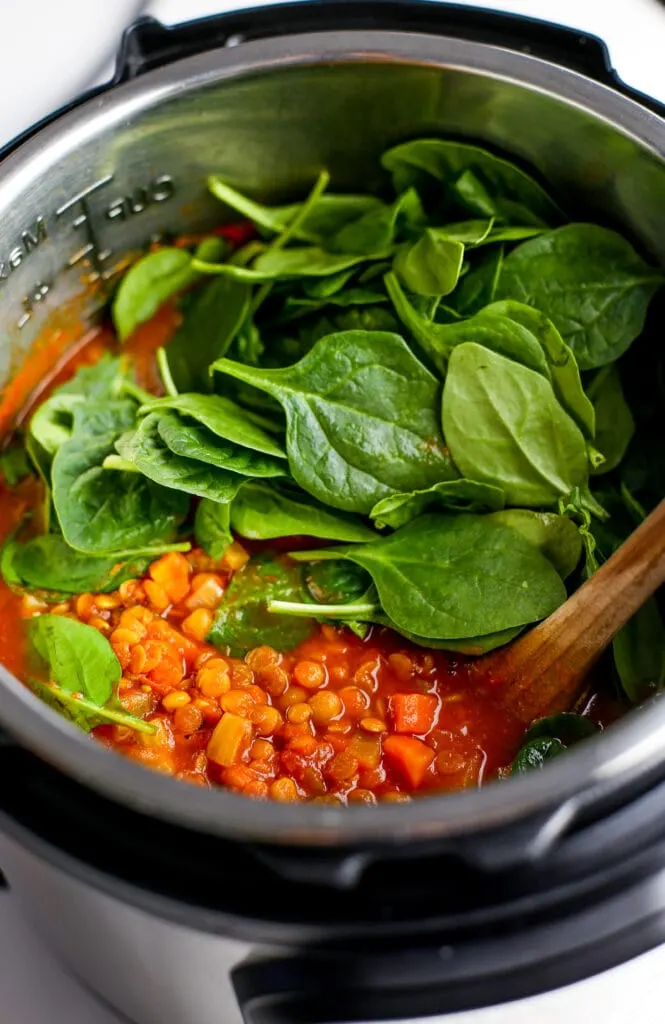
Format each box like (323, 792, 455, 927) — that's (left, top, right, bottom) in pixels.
(489, 498, 665, 726)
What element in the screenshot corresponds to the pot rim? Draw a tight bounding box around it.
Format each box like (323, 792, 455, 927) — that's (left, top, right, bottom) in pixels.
(1, 26, 665, 847)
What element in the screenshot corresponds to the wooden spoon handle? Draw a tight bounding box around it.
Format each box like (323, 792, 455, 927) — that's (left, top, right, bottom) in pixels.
(495, 498, 665, 725)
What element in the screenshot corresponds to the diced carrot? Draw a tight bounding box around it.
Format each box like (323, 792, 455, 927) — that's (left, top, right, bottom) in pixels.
(185, 573, 225, 611)
(207, 712, 254, 767)
(149, 552, 191, 604)
(391, 692, 438, 735)
(384, 735, 435, 788)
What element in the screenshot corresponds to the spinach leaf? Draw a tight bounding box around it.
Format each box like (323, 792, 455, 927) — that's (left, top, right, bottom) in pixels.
(30, 680, 154, 735)
(442, 343, 589, 506)
(496, 225, 664, 369)
(304, 560, 372, 606)
(252, 246, 393, 279)
(194, 498, 233, 561)
(588, 366, 635, 474)
(523, 712, 599, 745)
(166, 277, 251, 393)
(139, 393, 285, 459)
(56, 356, 125, 400)
(7, 535, 149, 595)
(208, 176, 381, 243)
(385, 273, 549, 377)
(52, 402, 189, 556)
(512, 712, 598, 774)
(30, 393, 83, 457)
(393, 230, 464, 297)
(329, 188, 425, 255)
(382, 139, 562, 226)
(116, 414, 249, 504)
(156, 412, 284, 478)
(213, 331, 456, 515)
(613, 598, 665, 703)
(207, 554, 315, 655)
(488, 510, 583, 579)
(229, 480, 377, 542)
(370, 479, 505, 530)
(292, 512, 566, 641)
(512, 737, 566, 774)
(450, 245, 504, 316)
(487, 301, 595, 439)
(29, 614, 120, 704)
(112, 237, 224, 341)
(0, 446, 32, 487)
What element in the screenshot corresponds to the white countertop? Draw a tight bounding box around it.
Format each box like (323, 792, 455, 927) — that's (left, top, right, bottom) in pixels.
(2, 2, 665, 1022)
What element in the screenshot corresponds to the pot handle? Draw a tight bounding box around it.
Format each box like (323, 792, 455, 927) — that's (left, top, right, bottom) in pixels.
(114, 1, 664, 114)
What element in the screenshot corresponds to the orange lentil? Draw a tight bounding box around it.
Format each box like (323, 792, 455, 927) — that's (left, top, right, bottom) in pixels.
(251, 738, 275, 761)
(269, 777, 300, 802)
(308, 691, 343, 726)
(251, 705, 283, 736)
(287, 702, 313, 725)
(338, 686, 370, 718)
(293, 660, 326, 690)
(162, 690, 191, 711)
(173, 704, 204, 734)
(220, 689, 255, 717)
(196, 658, 231, 698)
(277, 685, 308, 710)
(360, 717, 387, 733)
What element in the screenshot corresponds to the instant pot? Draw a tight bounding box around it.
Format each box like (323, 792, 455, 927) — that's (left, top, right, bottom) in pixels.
(2, 4, 665, 1022)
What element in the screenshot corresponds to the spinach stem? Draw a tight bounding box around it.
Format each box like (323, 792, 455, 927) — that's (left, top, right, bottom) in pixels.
(156, 347, 179, 397)
(119, 379, 153, 405)
(268, 599, 377, 619)
(102, 455, 140, 473)
(287, 548, 347, 562)
(249, 169, 331, 319)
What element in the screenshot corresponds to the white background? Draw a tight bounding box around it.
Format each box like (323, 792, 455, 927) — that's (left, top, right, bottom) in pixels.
(2, 1, 665, 1022)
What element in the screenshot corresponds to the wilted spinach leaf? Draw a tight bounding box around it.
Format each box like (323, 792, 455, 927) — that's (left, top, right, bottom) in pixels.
(207, 554, 315, 655)
(512, 712, 598, 774)
(30, 679, 154, 735)
(613, 598, 665, 703)
(6, 534, 148, 595)
(488, 509, 583, 579)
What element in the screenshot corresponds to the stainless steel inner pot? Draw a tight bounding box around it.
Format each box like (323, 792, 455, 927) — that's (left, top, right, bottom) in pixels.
(1, 26, 665, 849)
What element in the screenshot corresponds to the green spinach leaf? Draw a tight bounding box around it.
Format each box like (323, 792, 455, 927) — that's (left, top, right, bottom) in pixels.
(7, 534, 148, 595)
(0, 446, 32, 487)
(512, 736, 566, 773)
(213, 331, 456, 514)
(292, 512, 566, 641)
(488, 510, 583, 579)
(166, 277, 251, 393)
(30, 679, 154, 735)
(194, 498, 233, 561)
(29, 614, 120, 704)
(393, 230, 464, 297)
(112, 237, 224, 341)
(156, 412, 284, 477)
(370, 479, 505, 530)
(382, 139, 562, 226)
(52, 402, 189, 556)
(587, 366, 635, 474)
(496, 225, 664, 369)
(139, 393, 285, 459)
(207, 554, 315, 655)
(116, 414, 249, 504)
(229, 480, 377, 542)
(613, 598, 665, 703)
(442, 343, 589, 506)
